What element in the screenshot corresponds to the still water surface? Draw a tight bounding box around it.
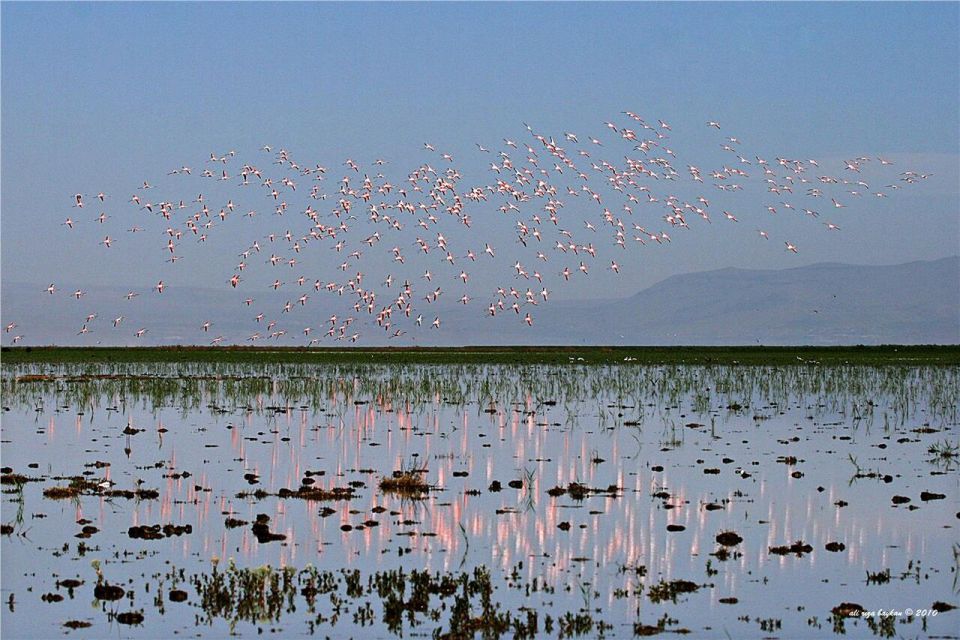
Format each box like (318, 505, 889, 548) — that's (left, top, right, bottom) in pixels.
(1, 362, 957, 638)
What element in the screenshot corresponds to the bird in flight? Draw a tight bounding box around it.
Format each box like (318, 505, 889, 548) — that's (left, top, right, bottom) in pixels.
(39, 110, 925, 346)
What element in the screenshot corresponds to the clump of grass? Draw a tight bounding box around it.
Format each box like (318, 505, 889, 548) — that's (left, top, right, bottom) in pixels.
(277, 486, 356, 501)
(617, 563, 647, 577)
(42, 477, 100, 500)
(647, 579, 701, 604)
(1, 473, 39, 487)
(927, 440, 958, 467)
(866, 568, 891, 584)
(380, 459, 431, 496)
(43, 486, 82, 500)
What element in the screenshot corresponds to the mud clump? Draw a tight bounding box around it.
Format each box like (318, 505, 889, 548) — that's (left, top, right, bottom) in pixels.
(169, 589, 188, 602)
(251, 514, 286, 543)
(633, 624, 663, 636)
(831, 602, 865, 618)
(128, 523, 192, 540)
(103, 488, 160, 500)
(716, 531, 743, 546)
(769, 541, 813, 557)
(57, 579, 83, 590)
(63, 620, 92, 629)
(547, 482, 619, 500)
(93, 583, 125, 601)
(116, 611, 144, 625)
(75, 525, 99, 539)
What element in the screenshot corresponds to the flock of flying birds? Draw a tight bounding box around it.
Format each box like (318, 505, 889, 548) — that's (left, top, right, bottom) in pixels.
(6, 113, 931, 345)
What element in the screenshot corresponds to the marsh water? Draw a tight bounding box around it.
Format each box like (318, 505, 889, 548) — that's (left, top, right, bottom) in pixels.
(1, 359, 958, 638)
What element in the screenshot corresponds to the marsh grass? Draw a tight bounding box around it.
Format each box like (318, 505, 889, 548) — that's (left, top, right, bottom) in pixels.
(4, 356, 959, 429)
(380, 458, 431, 496)
(181, 561, 554, 638)
(1, 346, 957, 639)
(41, 477, 100, 500)
(927, 440, 959, 469)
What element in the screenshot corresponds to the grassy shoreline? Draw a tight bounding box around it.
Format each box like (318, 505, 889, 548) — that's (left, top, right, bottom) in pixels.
(2, 345, 958, 366)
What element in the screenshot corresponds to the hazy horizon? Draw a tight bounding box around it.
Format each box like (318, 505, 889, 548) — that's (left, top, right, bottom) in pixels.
(5, 256, 957, 347)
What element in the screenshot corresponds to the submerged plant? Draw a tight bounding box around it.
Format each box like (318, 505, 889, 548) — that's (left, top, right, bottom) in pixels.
(927, 440, 959, 470)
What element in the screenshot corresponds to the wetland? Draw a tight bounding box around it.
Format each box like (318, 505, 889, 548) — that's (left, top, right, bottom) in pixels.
(1, 347, 958, 638)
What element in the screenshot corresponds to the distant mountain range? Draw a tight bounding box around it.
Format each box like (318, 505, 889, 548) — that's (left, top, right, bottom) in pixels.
(3, 257, 957, 346)
(561, 256, 960, 345)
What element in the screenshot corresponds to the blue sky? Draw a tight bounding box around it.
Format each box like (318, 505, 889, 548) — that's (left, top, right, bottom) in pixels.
(2, 2, 957, 344)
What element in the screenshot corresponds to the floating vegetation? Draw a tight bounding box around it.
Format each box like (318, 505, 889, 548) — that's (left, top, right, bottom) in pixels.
(380, 460, 431, 496)
(276, 486, 356, 501)
(547, 482, 619, 500)
(0, 473, 39, 487)
(41, 477, 159, 501)
(42, 477, 99, 499)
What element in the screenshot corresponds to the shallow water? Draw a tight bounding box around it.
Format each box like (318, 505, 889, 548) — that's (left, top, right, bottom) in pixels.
(1, 362, 958, 638)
